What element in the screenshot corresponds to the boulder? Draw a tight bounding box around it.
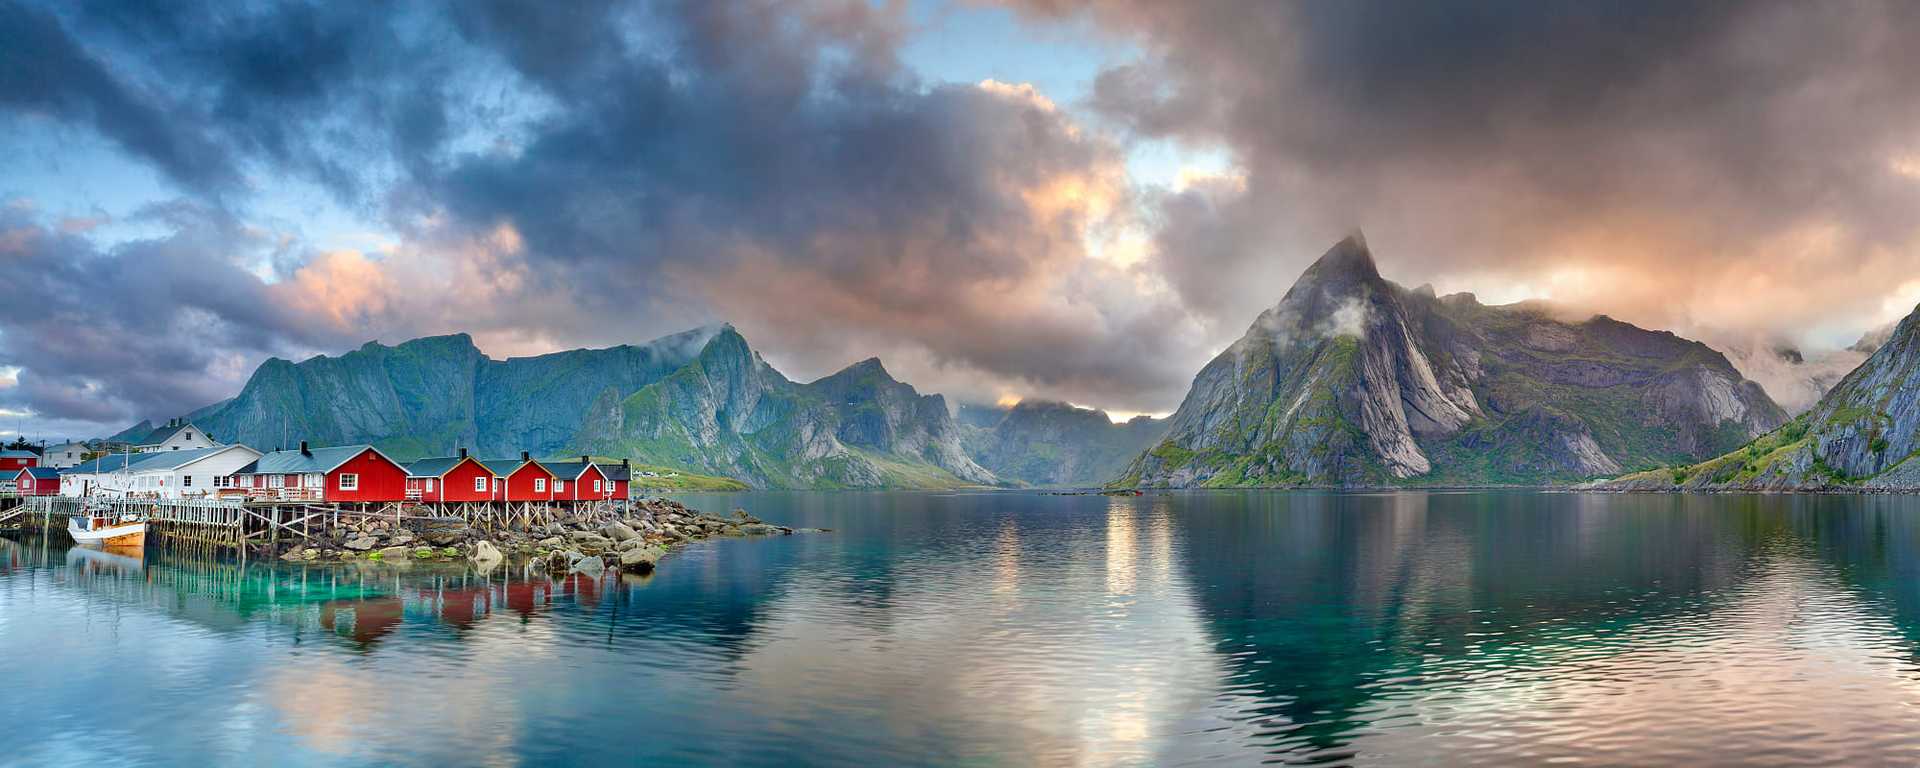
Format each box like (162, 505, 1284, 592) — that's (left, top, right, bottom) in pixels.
(343, 535, 376, 551)
(568, 531, 614, 554)
(390, 531, 416, 546)
(411, 546, 439, 559)
(618, 545, 666, 573)
(570, 552, 606, 577)
(472, 540, 504, 564)
(377, 545, 412, 561)
(603, 521, 639, 542)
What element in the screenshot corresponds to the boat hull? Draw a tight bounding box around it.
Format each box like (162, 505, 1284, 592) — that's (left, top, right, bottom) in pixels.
(68, 519, 147, 549)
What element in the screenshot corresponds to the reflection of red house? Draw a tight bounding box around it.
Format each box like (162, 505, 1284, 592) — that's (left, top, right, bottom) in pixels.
(437, 587, 492, 629)
(321, 597, 406, 648)
(405, 451, 497, 503)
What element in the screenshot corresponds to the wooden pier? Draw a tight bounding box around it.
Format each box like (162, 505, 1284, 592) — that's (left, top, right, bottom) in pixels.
(1, 495, 637, 553)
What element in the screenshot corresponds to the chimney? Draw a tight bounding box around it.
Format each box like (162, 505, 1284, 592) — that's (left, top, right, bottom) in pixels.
(582, 454, 590, 465)
(458, 447, 468, 459)
(622, 458, 630, 469)
(299, 441, 310, 457)
(521, 451, 530, 462)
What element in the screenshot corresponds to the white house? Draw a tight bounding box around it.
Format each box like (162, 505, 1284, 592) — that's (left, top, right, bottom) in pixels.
(41, 442, 90, 469)
(60, 444, 263, 499)
(135, 419, 221, 453)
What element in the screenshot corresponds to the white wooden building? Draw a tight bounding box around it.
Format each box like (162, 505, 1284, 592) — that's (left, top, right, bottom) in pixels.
(134, 419, 221, 453)
(60, 444, 263, 499)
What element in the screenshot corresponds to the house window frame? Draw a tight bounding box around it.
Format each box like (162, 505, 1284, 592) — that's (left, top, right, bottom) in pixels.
(475, 476, 488, 492)
(555, 480, 565, 493)
(338, 473, 359, 491)
(534, 478, 546, 492)
(594, 479, 603, 492)
(425, 478, 435, 493)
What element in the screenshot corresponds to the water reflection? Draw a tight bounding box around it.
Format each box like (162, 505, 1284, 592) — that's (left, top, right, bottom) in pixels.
(9, 493, 1920, 766)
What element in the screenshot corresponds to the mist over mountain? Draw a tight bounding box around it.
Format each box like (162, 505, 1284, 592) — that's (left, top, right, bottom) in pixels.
(1600, 303, 1920, 491)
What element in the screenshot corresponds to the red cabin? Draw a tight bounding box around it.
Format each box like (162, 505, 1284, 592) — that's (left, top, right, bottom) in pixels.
(231, 443, 409, 503)
(406, 451, 497, 503)
(14, 467, 59, 495)
(482, 453, 557, 502)
(0, 450, 39, 473)
(543, 457, 615, 501)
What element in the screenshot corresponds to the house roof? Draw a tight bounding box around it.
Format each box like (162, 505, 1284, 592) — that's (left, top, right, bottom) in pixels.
(20, 467, 60, 479)
(542, 460, 600, 481)
(237, 445, 394, 475)
(597, 462, 630, 482)
(407, 455, 492, 478)
(0, 450, 39, 459)
(67, 452, 172, 474)
(138, 421, 195, 446)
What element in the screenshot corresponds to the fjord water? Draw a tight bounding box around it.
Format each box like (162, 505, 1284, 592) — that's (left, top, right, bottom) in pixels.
(9, 494, 1920, 765)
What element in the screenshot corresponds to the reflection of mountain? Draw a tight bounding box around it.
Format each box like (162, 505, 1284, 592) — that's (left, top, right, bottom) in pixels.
(1164, 493, 1765, 760)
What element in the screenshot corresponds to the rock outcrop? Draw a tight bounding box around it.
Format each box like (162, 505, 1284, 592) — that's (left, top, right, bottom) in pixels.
(1120, 233, 1786, 488)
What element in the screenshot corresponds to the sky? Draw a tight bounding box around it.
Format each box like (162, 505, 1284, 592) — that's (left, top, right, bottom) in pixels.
(2, 0, 1918, 440)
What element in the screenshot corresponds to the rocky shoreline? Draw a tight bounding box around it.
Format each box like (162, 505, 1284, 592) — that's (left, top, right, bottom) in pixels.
(272, 497, 817, 574)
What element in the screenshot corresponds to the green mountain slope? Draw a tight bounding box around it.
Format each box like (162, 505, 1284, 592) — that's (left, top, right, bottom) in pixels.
(961, 401, 1166, 487)
(1120, 234, 1786, 488)
(571, 328, 995, 489)
(1597, 302, 1920, 491)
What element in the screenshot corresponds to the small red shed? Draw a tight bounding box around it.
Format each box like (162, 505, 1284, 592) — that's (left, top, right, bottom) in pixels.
(406, 451, 497, 503)
(14, 467, 60, 495)
(483, 453, 557, 502)
(231, 443, 409, 503)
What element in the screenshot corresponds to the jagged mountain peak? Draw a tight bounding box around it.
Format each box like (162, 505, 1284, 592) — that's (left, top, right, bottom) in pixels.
(1123, 236, 1783, 489)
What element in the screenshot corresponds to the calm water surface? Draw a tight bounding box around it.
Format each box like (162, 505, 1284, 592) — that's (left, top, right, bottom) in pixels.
(9, 492, 1920, 766)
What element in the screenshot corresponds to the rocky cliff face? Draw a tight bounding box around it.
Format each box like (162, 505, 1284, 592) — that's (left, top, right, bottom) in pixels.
(191, 327, 719, 458)
(961, 400, 1166, 487)
(1120, 234, 1786, 488)
(1598, 303, 1920, 491)
(572, 328, 994, 488)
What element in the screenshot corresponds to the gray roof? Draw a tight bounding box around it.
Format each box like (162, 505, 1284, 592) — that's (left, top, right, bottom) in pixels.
(67, 452, 172, 474)
(480, 458, 553, 477)
(238, 445, 389, 475)
(0, 450, 39, 459)
(542, 461, 596, 480)
(407, 455, 492, 478)
(598, 462, 630, 482)
(138, 422, 194, 446)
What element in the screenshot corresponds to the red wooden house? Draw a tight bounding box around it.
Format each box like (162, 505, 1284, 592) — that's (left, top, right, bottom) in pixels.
(230, 442, 409, 502)
(542, 457, 615, 502)
(405, 450, 497, 503)
(0, 450, 39, 473)
(482, 453, 557, 502)
(13, 467, 59, 495)
(601, 459, 631, 500)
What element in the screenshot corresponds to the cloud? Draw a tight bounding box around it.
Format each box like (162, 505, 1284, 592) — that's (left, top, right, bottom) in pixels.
(1006, 0, 1920, 348)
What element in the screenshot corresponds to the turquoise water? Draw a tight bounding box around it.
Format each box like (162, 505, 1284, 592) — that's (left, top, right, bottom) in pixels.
(9, 491, 1920, 766)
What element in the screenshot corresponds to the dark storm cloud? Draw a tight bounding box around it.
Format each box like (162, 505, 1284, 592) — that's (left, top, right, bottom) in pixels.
(1017, 0, 1920, 344)
(0, 202, 363, 424)
(0, 1, 240, 193)
(1, 0, 1208, 431)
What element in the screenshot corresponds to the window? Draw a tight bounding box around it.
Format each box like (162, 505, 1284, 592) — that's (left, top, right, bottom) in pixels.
(534, 478, 546, 492)
(555, 480, 565, 493)
(338, 473, 359, 491)
(185, 432, 193, 441)
(182, 475, 192, 487)
(475, 476, 488, 492)
(594, 479, 603, 492)
(493, 478, 502, 492)
(425, 478, 435, 493)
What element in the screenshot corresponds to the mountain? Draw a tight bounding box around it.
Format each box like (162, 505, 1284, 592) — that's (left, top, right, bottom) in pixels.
(1118, 234, 1786, 488)
(960, 400, 1166, 487)
(1714, 338, 1865, 414)
(1598, 302, 1920, 491)
(571, 328, 993, 488)
(186, 326, 718, 458)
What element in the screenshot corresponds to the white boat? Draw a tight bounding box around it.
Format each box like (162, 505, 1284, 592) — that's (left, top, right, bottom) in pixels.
(68, 508, 147, 549)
